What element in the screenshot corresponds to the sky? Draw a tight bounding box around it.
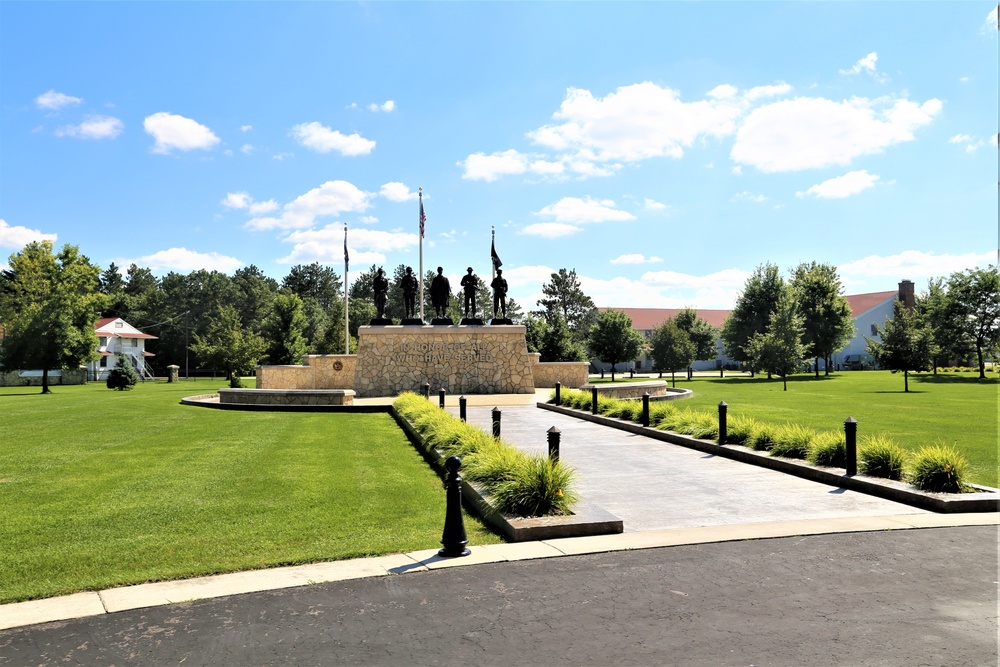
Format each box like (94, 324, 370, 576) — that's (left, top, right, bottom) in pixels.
(1, 2, 997, 311)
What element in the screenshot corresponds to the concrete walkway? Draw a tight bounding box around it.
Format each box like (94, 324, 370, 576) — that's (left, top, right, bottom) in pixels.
(453, 403, 930, 532)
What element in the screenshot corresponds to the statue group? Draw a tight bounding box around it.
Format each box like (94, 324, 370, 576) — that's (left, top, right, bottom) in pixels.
(370, 265, 510, 326)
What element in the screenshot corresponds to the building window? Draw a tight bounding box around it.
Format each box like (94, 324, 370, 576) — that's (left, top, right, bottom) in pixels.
(870, 324, 878, 336)
(100, 356, 108, 368)
(99, 336, 107, 347)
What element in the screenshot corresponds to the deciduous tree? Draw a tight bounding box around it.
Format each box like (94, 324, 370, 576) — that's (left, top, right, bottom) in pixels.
(261, 292, 309, 365)
(649, 319, 695, 387)
(190, 304, 265, 381)
(587, 309, 644, 381)
(790, 262, 854, 376)
(946, 266, 1000, 379)
(721, 263, 784, 373)
(673, 308, 718, 361)
(866, 300, 935, 392)
(746, 289, 805, 391)
(537, 268, 597, 343)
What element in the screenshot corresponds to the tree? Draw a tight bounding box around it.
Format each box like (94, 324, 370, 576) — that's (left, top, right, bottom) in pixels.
(190, 304, 265, 381)
(946, 266, 1000, 379)
(524, 314, 548, 354)
(587, 309, 644, 381)
(790, 262, 854, 376)
(746, 290, 805, 391)
(0, 241, 107, 394)
(106, 356, 138, 390)
(232, 265, 278, 333)
(537, 268, 597, 343)
(649, 319, 695, 387)
(866, 300, 935, 392)
(918, 278, 973, 373)
(721, 263, 784, 373)
(261, 292, 309, 365)
(540, 315, 588, 362)
(673, 308, 718, 361)
(281, 263, 342, 312)
(98, 262, 129, 319)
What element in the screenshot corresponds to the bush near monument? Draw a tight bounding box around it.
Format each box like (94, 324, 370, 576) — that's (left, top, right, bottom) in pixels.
(105, 357, 138, 390)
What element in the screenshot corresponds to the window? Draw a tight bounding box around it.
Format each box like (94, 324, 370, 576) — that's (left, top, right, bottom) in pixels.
(100, 356, 108, 368)
(99, 336, 107, 347)
(870, 324, 878, 336)
(131, 338, 138, 347)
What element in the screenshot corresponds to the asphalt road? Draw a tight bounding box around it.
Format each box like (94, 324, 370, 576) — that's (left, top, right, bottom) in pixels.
(2, 525, 996, 667)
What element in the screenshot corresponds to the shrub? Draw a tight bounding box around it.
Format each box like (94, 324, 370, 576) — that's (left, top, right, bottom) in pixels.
(858, 434, 907, 480)
(106, 358, 138, 391)
(490, 454, 578, 517)
(601, 398, 629, 419)
(769, 423, 815, 459)
(747, 422, 778, 451)
(463, 439, 525, 486)
(807, 431, 846, 467)
(908, 444, 969, 493)
(229, 375, 243, 388)
(614, 400, 641, 422)
(689, 412, 719, 440)
(726, 414, 759, 446)
(648, 403, 678, 428)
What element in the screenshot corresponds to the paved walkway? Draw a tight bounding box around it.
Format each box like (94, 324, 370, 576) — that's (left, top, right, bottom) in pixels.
(453, 403, 929, 532)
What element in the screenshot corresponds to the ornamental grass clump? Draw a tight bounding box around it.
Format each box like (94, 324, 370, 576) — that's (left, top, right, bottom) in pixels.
(807, 431, 846, 467)
(490, 453, 578, 517)
(858, 434, 907, 481)
(601, 398, 629, 419)
(747, 422, 778, 451)
(769, 423, 816, 459)
(725, 414, 760, 446)
(392, 392, 577, 516)
(648, 403, 678, 429)
(908, 444, 969, 493)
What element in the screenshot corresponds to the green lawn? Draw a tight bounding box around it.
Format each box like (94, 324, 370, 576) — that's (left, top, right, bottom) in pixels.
(675, 370, 998, 487)
(0, 380, 501, 604)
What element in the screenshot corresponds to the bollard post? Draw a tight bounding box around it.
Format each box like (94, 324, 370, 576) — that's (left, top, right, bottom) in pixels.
(492, 407, 501, 438)
(687, 366, 693, 381)
(844, 417, 858, 476)
(718, 401, 728, 445)
(421, 382, 430, 399)
(642, 392, 650, 427)
(459, 396, 467, 422)
(439, 388, 446, 409)
(591, 386, 599, 414)
(547, 426, 561, 463)
(438, 456, 470, 558)
(555, 381, 561, 406)
(720, 368, 724, 378)
(601, 369, 605, 379)
(630, 369, 634, 379)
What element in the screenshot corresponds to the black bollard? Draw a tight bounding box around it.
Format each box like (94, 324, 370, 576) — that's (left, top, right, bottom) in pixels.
(844, 417, 858, 476)
(718, 401, 728, 445)
(439, 388, 446, 409)
(459, 396, 467, 422)
(421, 382, 430, 399)
(642, 392, 650, 427)
(547, 426, 561, 463)
(492, 407, 501, 438)
(601, 369, 605, 379)
(555, 381, 561, 406)
(591, 386, 599, 414)
(438, 456, 470, 558)
(720, 368, 724, 378)
(687, 366, 693, 381)
(630, 369, 634, 378)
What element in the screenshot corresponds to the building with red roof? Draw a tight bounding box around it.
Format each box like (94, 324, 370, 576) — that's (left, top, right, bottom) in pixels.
(87, 317, 157, 381)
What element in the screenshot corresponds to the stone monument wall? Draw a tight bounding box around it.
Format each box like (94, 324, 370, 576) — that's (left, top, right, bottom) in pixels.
(257, 355, 357, 390)
(353, 325, 534, 397)
(531, 360, 591, 388)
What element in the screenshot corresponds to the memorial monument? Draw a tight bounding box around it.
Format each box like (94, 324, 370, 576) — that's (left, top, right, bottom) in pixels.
(400, 266, 423, 325)
(459, 267, 483, 325)
(370, 267, 392, 325)
(430, 266, 453, 325)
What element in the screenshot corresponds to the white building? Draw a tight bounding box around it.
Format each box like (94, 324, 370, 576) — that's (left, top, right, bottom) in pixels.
(88, 317, 157, 381)
(599, 281, 915, 372)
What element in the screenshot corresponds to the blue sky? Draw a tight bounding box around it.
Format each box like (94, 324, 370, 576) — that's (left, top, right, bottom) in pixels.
(1, 2, 996, 310)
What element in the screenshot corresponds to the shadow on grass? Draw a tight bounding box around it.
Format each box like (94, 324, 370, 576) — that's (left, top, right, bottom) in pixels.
(913, 374, 999, 385)
(701, 374, 839, 386)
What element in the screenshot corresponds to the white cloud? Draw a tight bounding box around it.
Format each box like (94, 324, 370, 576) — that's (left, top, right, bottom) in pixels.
(245, 180, 374, 231)
(643, 198, 667, 211)
(521, 222, 582, 238)
(948, 134, 973, 144)
(732, 191, 768, 203)
(0, 219, 57, 249)
(249, 200, 278, 215)
(534, 196, 636, 224)
(708, 84, 738, 99)
(240, 125, 253, 132)
(840, 52, 881, 77)
(528, 82, 743, 164)
(129, 247, 243, 273)
(54, 115, 123, 140)
(459, 149, 530, 181)
(289, 121, 375, 156)
(731, 165, 743, 176)
(144, 112, 220, 154)
(379, 182, 419, 202)
(35, 90, 82, 110)
(797, 169, 880, 199)
(838, 250, 996, 285)
(368, 100, 395, 112)
(528, 159, 566, 176)
(240, 143, 253, 154)
(642, 268, 752, 291)
(949, 133, 991, 152)
(983, 6, 998, 35)
(744, 83, 793, 101)
(731, 96, 941, 172)
(222, 192, 279, 215)
(611, 254, 663, 265)
(359, 216, 379, 225)
(279, 225, 417, 264)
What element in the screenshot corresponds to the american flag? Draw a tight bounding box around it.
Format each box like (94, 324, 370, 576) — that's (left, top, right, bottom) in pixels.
(343, 225, 349, 271)
(419, 197, 426, 239)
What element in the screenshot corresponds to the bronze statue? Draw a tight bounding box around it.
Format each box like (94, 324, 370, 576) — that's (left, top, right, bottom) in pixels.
(491, 269, 508, 319)
(401, 266, 419, 318)
(431, 266, 451, 318)
(460, 267, 478, 318)
(373, 267, 389, 319)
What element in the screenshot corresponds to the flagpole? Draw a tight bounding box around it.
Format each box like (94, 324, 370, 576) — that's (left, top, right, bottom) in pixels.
(491, 226, 496, 283)
(419, 188, 424, 322)
(344, 222, 349, 354)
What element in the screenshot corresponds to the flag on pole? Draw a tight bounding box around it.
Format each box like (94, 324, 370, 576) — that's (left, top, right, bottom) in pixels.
(343, 224, 349, 271)
(491, 232, 502, 271)
(419, 194, 426, 238)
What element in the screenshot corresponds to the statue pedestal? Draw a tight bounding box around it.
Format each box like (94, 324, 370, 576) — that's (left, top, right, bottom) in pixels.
(400, 318, 425, 326)
(459, 317, 485, 326)
(369, 317, 394, 326)
(430, 317, 454, 325)
(489, 318, 514, 325)
(353, 325, 534, 398)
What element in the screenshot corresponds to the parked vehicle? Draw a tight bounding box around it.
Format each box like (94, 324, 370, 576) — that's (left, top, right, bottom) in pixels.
(843, 353, 876, 370)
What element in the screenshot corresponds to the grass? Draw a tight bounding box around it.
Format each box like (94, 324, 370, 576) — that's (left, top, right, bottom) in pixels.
(677, 370, 998, 487)
(0, 380, 501, 604)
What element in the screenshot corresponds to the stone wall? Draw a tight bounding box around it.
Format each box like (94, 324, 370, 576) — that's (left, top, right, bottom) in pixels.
(257, 355, 356, 390)
(219, 388, 355, 406)
(582, 380, 669, 399)
(0, 368, 87, 387)
(531, 359, 591, 388)
(353, 325, 534, 398)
